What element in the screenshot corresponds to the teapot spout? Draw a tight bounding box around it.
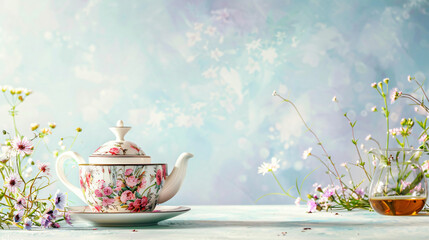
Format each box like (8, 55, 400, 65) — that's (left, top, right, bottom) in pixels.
(157, 152, 194, 204)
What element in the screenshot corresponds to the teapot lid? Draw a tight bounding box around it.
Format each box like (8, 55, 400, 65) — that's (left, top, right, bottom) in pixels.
(90, 120, 151, 161)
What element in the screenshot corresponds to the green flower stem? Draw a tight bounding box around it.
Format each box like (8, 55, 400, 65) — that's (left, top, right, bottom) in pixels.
(141, 183, 156, 196)
(10, 106, 20, 137)
(255, 192, 291, 203)
(69, 132, 80, 150)
(275, 94, 345, 196)
(270, 170, 294, 198)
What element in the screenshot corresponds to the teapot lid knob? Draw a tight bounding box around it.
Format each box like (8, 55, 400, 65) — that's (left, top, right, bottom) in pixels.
(109, 120, 131, 141)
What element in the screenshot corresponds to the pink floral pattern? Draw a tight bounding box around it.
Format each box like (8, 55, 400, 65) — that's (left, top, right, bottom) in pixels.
(92, 141, 146, 156)
(79, 165, 165, 212)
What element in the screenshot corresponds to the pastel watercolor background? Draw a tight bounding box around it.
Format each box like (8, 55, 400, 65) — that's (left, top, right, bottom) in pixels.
(1, 0, 429, 205)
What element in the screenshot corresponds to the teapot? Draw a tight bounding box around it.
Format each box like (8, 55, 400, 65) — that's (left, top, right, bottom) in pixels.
(55, 120, 194, 212)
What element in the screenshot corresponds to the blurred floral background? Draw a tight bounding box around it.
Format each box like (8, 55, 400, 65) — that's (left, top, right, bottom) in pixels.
(0, 0, 429, 205)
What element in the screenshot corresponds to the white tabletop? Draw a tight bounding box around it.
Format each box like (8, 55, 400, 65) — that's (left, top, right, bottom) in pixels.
(2, 205, 429, 239)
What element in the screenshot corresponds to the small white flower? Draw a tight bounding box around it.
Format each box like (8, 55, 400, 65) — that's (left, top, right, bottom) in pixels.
(258, 162, 270, 176)
(272, 90, 278, 96)
(360, 144, 364, 150)
(302, 147, 312, 159)
(257, 157, 281, 175)
(58, 140, 63, 146)
(371, 106, 377, 112)
(27, 158, 34, 165)
(408, 75, 412, 82)
(365, 134, 371, 141)
(61, 145, 66, 150)
(371, 82, 377, 88)
(356, 160, 361, 165)
(341, 162, 347, 167)
(332, 96, 337, 102)
(294, 197, 301, 206)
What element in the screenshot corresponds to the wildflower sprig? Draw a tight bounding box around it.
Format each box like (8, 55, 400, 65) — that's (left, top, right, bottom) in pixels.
(0, 86, 81, 230)
(257, 91, 370, 212)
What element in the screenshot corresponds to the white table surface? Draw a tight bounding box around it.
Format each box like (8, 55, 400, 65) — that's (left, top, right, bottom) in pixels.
(1, 205, 429, 239)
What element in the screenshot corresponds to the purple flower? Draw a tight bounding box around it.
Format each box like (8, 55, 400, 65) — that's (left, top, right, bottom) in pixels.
(40, 209, 58, 228)
(14, 210, 24, 223)
(355, 188, 365, 197)
(322, 188, 335, 198)
(307, 200, 317, 213)
(11, 136, 33, 155)
(14, 197, 26, 210)
(24, 218, 32, 230)
(4, 174, 23, 193)
(54, 190, 67, 210)
(64, 212, 72, 226)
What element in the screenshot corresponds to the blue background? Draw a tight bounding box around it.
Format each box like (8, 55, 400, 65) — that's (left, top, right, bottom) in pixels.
(1, 0, 429, 206)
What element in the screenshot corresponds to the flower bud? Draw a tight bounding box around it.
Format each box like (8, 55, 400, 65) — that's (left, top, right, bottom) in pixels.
(24, 89, 32, 96)
(400, 118, 406, 126)
(332, 96, 337, 102)
(371, 82, 377, 88)
(16, 88, 23, 94)
(272, 90, 277, 96)
(2, 130, 6, 135)
(1, 86, 7, 92)
(48, 122, 56, 129)
(18, 96, 23, 102)
(383, 78, 389, 84)
(371, 106, 377, 112)
(53, 150, 59, 157)
(30, 123, 39, 131)
(377, 82, 383, 88)
(10, 88, 16, 95)
(408, 75, 412, 82)
(76, 127, 82, 132)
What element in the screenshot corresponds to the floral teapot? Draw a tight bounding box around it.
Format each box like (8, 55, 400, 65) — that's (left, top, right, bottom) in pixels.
(55, 120, 194, 212)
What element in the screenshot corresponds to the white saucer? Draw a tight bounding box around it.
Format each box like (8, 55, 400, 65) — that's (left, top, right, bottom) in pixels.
(69, 206, 191, 227)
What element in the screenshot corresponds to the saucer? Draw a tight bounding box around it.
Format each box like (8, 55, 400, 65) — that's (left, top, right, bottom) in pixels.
(69, 205, 190, 226)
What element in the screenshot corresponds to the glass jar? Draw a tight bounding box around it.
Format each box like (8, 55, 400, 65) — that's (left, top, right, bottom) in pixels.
(368, 148, 428, 215)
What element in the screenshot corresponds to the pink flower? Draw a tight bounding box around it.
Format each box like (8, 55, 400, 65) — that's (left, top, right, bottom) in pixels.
(355, 188, 365, 197)
(125, 176, 139, 188)
(4, 174, 23, 193)
(156, 169, 162, 186)
(400, 180, 411, 192)
(162, 165, 167, 179)
(115, 180, 124, 191)
(137, 178, 147, 192)
(37, 161, 50, 176)
(79, 177, 85, 189)
(120, 190, 135, 203)
(102, 197, 115, 207)
(109, 147, 120, 155)
(11, 136, 33, 155)
(125, 168, 133, 176)
(103, 186, 113, 196)
(93, 205, 102, 212)
(307, 199, 318, 213)
(419, 134, 428, 144)
(413, 183, 423, 193)
(94, 189, 103, 197)
(97, 180, 105, 189)
(322, 188, 335, 198)
(15, 197, 26, 210)
(86, 173, 91, 186)
(127, 197, 148, 213)
(390, 88, 402, 104)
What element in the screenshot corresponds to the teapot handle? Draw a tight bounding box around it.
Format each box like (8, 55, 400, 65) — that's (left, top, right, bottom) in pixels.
(56, 151, 87, 203)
